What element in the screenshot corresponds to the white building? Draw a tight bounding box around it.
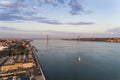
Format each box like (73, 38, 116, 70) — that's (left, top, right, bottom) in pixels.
(0, 46, 8, 51)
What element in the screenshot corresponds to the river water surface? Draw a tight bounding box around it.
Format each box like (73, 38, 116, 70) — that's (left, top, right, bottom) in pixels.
(32, 40, 120, 80)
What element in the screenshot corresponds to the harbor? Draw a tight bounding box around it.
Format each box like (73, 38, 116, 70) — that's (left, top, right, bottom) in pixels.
(0, 38, 46, 80)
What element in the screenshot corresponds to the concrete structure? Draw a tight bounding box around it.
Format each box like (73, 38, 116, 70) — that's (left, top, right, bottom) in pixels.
(0, 46, 8, 51)
(0, 63, 34, 72)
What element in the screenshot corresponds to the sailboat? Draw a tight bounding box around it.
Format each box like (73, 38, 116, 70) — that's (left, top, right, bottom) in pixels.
(78, 56, 81, 62)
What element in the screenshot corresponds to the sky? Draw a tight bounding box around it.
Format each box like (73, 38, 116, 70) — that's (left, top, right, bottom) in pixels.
(0, 0, 120, 38)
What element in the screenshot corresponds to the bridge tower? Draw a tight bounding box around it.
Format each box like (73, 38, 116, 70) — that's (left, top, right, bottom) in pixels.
(78, 35, 80, 41)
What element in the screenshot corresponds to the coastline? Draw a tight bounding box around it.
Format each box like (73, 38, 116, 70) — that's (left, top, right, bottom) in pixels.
(61, 38, 120, 43)
(32, 50, 46, 80)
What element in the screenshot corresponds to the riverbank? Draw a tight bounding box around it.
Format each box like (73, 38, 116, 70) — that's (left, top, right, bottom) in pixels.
(0, 38, 46, 80)
(62, 38, 120, 43)
(32, 50, 46, 80)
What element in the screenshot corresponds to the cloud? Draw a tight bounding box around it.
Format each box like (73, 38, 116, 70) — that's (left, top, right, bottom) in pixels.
(0, 0, 25, 7)
(107, 27, 120, 34)
(69, 0, 84, 15)
(67, 22, 94, 25)
(39, 20, 63, 25)
(0, 0, 91, 25)
(33, 19, 94, 25)
(0, 26, 26, 34)
(0, 29, 118, 38)
(0, 13, 26, 21)
(26, 16, 94, 25)
(57, 0, 64, 4)
(0, 1, 17, 7)
(0, 26, 19, 31)
(0, 32, 40, 38)
(27, 17, 63, 25)
(0, 0, 86, 15)
(0, 26, 120, 38)
(0, 13, 94, 25)
(0, 29, 83, 38)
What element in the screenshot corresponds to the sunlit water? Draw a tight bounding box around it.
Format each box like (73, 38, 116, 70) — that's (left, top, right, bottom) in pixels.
(32, 40, 120, 80)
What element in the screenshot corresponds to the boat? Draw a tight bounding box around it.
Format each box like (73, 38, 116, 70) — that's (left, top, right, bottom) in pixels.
(78, 56, 81, 62)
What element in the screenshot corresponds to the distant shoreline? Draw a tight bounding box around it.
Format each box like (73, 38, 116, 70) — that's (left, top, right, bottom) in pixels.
(61, 38, 120, 43)
(0, 38, 120, 43)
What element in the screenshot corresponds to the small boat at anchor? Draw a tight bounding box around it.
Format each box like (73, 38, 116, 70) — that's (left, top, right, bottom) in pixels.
(78, 56, 81, 62)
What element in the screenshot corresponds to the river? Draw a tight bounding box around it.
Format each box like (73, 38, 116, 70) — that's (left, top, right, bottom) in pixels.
(32, 40, 120, 80)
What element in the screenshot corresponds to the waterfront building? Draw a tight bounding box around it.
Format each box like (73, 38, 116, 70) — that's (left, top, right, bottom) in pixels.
(0, 46, 8, 51)
(106, 38, 120, 42)
(0, 63, 34, 72)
